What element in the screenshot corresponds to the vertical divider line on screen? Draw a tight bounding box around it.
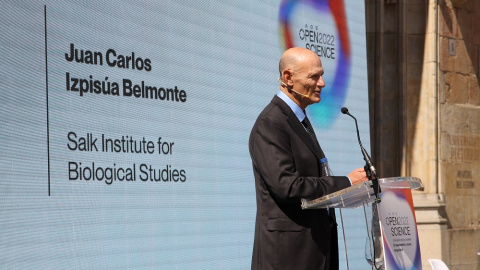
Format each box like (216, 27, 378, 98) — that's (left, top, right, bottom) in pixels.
(44, 5, 51, 196)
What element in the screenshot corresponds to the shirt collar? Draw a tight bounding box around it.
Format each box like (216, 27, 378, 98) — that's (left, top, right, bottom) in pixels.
(276, 90, 305, 122)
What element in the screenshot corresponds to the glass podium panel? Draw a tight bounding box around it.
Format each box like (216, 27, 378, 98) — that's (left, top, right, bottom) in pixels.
(301, 177, 423, 209)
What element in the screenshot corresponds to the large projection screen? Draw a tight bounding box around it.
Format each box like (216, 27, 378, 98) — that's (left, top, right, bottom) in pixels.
(0, 1, 370, 269)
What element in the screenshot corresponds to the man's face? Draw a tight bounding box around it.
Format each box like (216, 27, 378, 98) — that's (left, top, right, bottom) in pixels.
(291, 55, 325, 108)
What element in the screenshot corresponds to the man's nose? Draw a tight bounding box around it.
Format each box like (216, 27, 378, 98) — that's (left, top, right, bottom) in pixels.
(317, 76, 325, 88)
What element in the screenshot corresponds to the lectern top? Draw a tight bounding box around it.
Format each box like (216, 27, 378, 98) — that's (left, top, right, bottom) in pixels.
(301, 176, 423, 210)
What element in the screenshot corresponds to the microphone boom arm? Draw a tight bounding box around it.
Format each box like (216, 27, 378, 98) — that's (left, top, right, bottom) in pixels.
(341, 107, 381, 200)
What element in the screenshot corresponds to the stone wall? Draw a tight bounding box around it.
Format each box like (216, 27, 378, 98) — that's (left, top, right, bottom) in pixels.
(438, 0, 480, 269)
(366, 0, 480, 269)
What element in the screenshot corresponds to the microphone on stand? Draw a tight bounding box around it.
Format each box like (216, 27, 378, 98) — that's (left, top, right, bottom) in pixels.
(341, 107, 381, 201)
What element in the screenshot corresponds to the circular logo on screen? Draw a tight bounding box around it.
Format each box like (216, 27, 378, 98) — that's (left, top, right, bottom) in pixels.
(279, 0, 351, 128)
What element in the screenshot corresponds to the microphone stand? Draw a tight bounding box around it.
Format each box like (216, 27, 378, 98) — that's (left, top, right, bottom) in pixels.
(341, 107, 384, 269)
(340, 107, 381, 201)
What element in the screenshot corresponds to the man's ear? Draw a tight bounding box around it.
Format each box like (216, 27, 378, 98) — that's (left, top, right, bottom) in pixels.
(282, 70, 293, 86)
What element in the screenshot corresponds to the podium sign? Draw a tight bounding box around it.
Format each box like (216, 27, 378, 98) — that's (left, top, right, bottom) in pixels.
(378, 181, 422, 270)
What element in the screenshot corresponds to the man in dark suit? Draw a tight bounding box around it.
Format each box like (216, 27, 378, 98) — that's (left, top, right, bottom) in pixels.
(249, 47, 368, 270)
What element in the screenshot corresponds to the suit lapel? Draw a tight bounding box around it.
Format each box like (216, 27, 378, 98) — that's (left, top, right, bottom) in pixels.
(271, 96, 324, 160)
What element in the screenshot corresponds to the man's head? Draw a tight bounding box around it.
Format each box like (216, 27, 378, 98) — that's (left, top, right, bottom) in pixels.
(278, 47, 326, 110)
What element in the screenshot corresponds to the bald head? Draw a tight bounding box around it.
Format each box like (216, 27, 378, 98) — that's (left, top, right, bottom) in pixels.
(277, 47, 325, 110)
(279, 47, 320, 76)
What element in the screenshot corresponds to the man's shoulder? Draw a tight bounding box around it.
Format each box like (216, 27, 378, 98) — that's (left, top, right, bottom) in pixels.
(258, 96, 290, 118)
(249, 98, 294, 142)
(253, 97, 288, 125)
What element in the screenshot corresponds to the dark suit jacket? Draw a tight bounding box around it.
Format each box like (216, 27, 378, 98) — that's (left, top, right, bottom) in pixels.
(249, 96, 351, 270)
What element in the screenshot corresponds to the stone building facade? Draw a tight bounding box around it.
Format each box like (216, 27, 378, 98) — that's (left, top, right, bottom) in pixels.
(365, 0, 480, 269)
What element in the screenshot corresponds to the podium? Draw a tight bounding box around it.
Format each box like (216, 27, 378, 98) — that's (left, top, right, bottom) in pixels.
(302, 177, 424, 270)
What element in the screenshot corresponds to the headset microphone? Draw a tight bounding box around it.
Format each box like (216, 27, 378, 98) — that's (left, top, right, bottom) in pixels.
(277, 78, 309, 98)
